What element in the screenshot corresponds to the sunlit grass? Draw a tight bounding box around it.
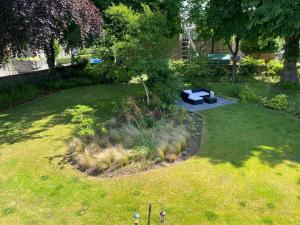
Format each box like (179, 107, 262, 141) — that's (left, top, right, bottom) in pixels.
(0, 84, 299, 224)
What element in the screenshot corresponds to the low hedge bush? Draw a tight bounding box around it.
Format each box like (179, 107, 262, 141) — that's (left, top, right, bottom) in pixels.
(264, 94, 289, 110)
(239, 86, 261, 103)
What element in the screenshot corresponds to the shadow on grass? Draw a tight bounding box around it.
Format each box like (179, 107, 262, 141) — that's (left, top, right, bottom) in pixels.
(0, 84, 141, 146)
(197, 103, 300, 167)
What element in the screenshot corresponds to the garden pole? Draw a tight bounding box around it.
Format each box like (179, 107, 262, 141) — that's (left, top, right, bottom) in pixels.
(147, 203, 152, 225)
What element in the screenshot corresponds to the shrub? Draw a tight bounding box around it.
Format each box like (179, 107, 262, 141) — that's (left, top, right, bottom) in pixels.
(69, 118, 190, 174)
(69, 105, 96, 137)
(277, 82, 300, 90)
(0, 84, 40, 109)
(78, 48, 94, 56)
(14, 56, 41, 62)
(0, 64, 115, 111)
(264, 94, 289, 110)
(239, 56, 265, 77)
(264, 60, 283, 77)
(149, 65, 183, 104)
(56, 56, 71, 65)
(80, 64, 106, 83)
(73, 57, 89, 70)
(104, 4, 179, 100)
(239, 86, 261, 103)
(240, 56, 265, 66)
(105, 4, 139, 41)
(53, 40, 62, 58)
(66, 98, 194, 175)
(210, 65, 231, 82)
(88, 36, 129, 84)
(172, 57, 211, 82)
(240, 38, 281, 55)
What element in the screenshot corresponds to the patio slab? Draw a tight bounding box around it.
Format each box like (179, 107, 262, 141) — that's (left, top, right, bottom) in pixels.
(176, 97, 237, 112)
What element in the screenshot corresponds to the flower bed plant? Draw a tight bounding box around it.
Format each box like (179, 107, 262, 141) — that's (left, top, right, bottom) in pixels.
(65, 98, 197, 176)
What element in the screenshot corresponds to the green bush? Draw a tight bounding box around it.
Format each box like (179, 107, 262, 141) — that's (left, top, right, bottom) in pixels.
(210, 65, 231, 82)
(240, 56, 265, 66)
(0, 85, 40, 108)
(81, 64, 114, 83)
(239, 86, 261, 103)
(73, 57, 89, 70)
(87, 35, 128, 84)
(14, 57, 41, 62)
(264, 94, 289, 110)
(56, 56, 72, 65)
(78, 48, 94, 56)
(277, 82, 300, 90)
(69, 105, 96, 137)
(240, 38, 281, 54)
(53, 40, 62, 58)
(105, 4, 139, 41)
(172, 57, 211, 82)
(264, 60, 283, 77)
(0, 74, 94, 110)
(239, 56, 266, 77)
(104, 4, 179, 101)
(66, 99, 193, 175)
(148, 63, 183, 104)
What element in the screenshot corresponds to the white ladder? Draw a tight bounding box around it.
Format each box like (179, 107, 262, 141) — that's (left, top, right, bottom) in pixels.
(181, 26, 199, 60)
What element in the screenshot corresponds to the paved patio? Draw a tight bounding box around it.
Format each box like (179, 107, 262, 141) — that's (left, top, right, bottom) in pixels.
(176, 96, 237, 112)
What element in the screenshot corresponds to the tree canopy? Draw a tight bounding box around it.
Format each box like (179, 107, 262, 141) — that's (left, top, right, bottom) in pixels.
(0, 0, 103, 68)
(249, 0, 300, 83)
(99, 4, 180, 104)
(189, 0, 300, 84)
(93, 0, 181, 35)
(189, 0, 251, 82)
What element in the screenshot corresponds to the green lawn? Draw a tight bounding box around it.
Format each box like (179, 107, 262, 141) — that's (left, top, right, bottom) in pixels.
(0, 84, 300, 225)
(205, 81, 300, 115)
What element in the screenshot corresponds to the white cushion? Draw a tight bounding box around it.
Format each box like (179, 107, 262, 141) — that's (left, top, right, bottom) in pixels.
(183, 89, 192, 94)
(188, 95, 203, 101)
(197, 91, 210, 97)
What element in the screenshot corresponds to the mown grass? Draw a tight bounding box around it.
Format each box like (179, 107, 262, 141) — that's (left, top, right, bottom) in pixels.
(0, 84, 300, 224)
(205, 81, 300, 115)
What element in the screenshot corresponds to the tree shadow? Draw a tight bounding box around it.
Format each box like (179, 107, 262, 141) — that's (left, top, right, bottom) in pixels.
(0, 110, 70, 145)
(196, 104, 300, 168)
(0, 84, 140, 146)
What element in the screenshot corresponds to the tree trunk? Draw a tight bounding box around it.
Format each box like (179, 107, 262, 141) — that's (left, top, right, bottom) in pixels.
(44, 39, 56, 71)
(227, 36, 240, 83)
(140, 77, 150, 105)
(232, 54, 238, 83)
(282, 36, 299, 84)
(211, 35, 215, 54)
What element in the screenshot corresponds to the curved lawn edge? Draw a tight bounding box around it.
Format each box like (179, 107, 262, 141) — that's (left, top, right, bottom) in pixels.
(1, 87, 300, 224)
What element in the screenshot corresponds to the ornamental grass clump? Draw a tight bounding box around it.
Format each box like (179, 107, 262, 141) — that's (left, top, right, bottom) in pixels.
(67, 98, 193, 176)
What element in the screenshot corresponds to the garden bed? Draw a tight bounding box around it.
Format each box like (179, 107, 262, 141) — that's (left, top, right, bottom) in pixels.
(64, 99, 203, 178)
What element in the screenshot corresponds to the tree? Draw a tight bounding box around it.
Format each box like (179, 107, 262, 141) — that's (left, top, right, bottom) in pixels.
(106, 4, 177, 104)
(240, 37, 281, 55)
(189, 0, 251, 82)
(0, 0, 103, 70)
(250, 0, 300, 84)
(93, 0, 181, 36)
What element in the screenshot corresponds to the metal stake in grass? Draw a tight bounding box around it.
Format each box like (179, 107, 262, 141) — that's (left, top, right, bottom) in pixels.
(147, 203, 152, 225)
(134, 202, 166, 225)
(160, 210, 166, 224)
(134, 212, 140, 225)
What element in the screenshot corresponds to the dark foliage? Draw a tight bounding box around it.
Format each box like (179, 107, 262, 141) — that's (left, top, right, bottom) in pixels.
(0, 0, 103, 65)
